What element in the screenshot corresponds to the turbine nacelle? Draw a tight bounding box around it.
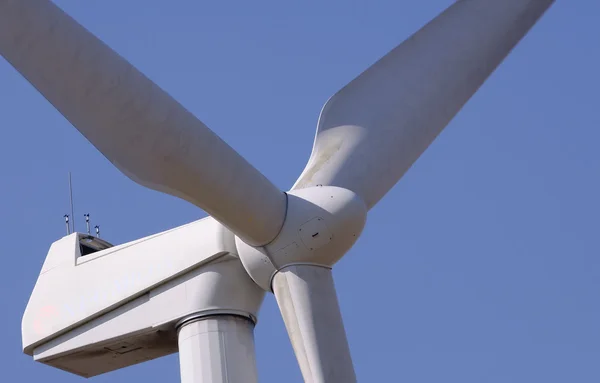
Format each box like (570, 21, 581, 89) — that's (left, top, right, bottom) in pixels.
(21, 219, 264, 378)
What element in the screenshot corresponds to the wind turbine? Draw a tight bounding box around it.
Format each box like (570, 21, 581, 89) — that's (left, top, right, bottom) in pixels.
(1, 0, 556, 382)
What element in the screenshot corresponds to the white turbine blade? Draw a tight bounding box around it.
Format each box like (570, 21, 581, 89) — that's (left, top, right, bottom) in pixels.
(293, 0, 555, 208)
(272, 265, 356, 383)
(0, 0, 285, 246)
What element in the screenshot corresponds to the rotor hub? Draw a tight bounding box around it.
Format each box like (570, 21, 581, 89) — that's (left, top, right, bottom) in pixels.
(236, 186, 367, 291)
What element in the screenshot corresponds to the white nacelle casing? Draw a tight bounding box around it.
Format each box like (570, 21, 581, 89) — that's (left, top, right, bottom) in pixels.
(22, 217, 264, 377)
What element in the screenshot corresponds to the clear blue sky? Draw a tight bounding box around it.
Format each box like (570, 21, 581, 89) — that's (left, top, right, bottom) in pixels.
(1, 1, 598, 382)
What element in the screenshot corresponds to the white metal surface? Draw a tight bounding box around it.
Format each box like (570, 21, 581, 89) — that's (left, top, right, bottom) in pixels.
(273, 265, 355, 383)
(31, 257, 264, 378)
(22, 217, 236, 353)
(238, 186, 367, 291)
(178, 316, 258, 383)
(293, 0, 555, 209)
(0, 0, 286, 246)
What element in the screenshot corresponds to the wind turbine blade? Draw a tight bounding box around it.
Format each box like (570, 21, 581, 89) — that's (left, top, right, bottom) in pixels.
(293, 0, 555, 208)
(273, 265, 356, 383)
(0, 0, 285, 246)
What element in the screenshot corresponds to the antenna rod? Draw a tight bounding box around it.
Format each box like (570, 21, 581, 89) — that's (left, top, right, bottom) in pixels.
(95, 225, 100, 238)
(69, 172, 75, 233)
(84, 214, 90, 234)
(64, 215, 70, 235)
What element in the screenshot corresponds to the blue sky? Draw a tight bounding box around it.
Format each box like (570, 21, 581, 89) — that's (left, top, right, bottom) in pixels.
(1, 0, 599, 382)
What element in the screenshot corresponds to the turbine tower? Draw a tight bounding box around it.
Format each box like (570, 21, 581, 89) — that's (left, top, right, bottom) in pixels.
(0, 0, 555, 382)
